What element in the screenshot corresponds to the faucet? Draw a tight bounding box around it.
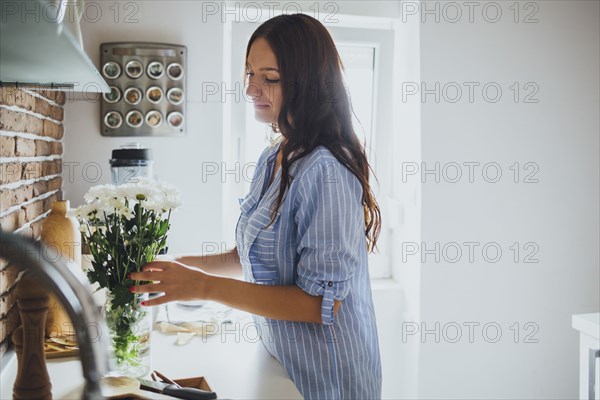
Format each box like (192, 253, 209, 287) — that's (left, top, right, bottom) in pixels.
(0, 230, 112, 399)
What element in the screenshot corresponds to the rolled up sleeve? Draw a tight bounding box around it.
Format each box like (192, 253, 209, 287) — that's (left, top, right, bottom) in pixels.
(293, 157, 364, 325)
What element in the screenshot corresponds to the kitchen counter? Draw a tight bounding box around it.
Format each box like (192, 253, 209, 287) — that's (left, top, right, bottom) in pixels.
(0, 314, 302, 399)
(572, 312, 600, 400)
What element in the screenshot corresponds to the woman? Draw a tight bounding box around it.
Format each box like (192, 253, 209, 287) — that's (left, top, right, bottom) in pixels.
(130, 13, 382, 399)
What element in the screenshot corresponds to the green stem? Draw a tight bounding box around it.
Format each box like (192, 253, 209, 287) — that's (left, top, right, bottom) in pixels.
(115, 213, 122, 284)
(135, 202, 144, 284)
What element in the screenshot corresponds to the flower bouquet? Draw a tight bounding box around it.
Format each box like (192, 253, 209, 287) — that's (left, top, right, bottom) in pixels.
(72, 177, 181, 377)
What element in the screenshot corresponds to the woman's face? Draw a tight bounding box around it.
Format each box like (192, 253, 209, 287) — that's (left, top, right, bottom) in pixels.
(245, 38, 282, 124)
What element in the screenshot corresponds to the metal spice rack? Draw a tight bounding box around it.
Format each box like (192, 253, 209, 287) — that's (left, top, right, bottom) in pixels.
(100, 42, 187, 137)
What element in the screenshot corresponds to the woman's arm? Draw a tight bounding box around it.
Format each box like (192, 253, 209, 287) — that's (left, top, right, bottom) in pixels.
(205, 275, 342, 323)
(173, 247, 242, 278)
(129, 260, 340, 324)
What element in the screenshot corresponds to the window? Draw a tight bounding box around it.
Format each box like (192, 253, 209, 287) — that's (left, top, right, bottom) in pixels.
(338, 44, 389, 279)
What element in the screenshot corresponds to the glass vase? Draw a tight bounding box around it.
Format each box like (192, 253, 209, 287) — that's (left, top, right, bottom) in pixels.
(103, 291, 152, 378)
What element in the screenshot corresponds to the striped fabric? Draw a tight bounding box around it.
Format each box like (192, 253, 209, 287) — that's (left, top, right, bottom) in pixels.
(235, 142, 382, 399)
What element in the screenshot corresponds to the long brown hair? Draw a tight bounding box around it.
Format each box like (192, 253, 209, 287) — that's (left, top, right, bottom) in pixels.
(245, 14, 381, 252)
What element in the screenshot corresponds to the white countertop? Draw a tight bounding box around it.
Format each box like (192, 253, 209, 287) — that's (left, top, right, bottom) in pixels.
(0, 318, 302, 399)
(572, 312, 600, 339)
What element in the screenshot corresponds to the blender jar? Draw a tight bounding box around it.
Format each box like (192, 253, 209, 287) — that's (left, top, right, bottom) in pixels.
(109, 143, 154, 185)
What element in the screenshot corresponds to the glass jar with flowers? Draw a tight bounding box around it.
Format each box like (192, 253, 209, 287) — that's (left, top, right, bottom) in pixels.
(72, 178, 181, 378)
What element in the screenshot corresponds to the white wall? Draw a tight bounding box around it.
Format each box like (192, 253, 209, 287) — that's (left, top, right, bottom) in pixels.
(417, 1, 599, 398)
(63, 1, 227, 254)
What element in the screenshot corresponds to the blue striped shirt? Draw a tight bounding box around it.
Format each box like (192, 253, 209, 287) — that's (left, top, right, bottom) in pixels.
(235, 142, 382, 399)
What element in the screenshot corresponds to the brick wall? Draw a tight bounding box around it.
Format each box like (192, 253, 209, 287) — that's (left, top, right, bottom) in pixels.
(0, 88, 65, 357)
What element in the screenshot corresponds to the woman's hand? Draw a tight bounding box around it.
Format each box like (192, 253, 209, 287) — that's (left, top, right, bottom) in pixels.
(129, 260, 213, 306)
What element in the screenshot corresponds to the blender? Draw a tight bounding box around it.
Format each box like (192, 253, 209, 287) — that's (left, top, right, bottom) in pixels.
(109, 143, 154, 185)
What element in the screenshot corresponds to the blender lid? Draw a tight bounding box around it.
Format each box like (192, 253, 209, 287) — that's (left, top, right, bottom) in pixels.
(110, 143, 153, 165)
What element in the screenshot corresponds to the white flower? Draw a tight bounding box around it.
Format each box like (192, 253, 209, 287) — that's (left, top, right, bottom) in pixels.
(102, 195, 135, 220)
(78, 179, 181, 296)
(122, 178, 182, 211)
(67, 207, 79, 219)
(144, 194, 182, 213)
(79, 179, 182, 223)
(73, 203, 102, 222)
(153, 181, 182, 209)
(115, 206, 135, 220)
(84, 184, 116, 204)
(113, 185, 136, 203)
(154, 180, 176, 194)
(144, 194, 181, 213)
(162, 194, 182, 210)
(142, 199, 165, 213)
(117, 179, 159, 203)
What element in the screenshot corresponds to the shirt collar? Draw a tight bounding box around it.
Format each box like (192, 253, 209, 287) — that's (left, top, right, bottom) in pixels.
(266, 141, 282, 164)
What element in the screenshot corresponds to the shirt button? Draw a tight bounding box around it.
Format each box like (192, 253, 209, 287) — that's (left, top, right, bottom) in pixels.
(328, 281, 333, 287)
